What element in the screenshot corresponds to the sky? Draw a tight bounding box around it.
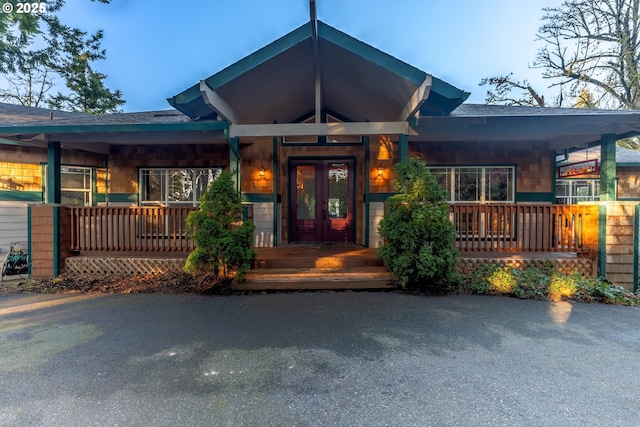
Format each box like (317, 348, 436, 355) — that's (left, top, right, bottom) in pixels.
(54, 0, 566, 113)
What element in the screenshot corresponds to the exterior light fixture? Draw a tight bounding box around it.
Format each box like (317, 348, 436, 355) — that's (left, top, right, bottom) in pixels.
(259, 167, 266, 180)
(377, 166, 384, 178)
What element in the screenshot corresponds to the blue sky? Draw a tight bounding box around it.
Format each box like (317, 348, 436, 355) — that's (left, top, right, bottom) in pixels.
(56, 0, 565, 112)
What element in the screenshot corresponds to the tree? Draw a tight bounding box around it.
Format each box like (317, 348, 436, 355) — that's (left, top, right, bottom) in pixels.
(378, 157, 459, 292)
(482, 0, 640, 110)
(184, 171, 256, 282)
(0, 0, 124, 113)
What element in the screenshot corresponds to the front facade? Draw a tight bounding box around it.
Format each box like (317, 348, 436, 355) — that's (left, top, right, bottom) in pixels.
(2, 19, 640, 289)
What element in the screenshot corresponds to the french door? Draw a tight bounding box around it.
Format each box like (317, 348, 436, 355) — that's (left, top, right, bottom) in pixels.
(289, 159, 355, 243)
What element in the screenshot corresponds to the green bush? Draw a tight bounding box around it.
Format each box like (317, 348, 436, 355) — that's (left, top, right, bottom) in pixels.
(378, 157, 459, 291)
(184, 171, 256, 281)
(458, 264, 639, 306)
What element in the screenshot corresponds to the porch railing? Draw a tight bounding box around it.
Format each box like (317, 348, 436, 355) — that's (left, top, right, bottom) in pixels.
(450, 204, 598, 253)
(70, 206, 197, 252)
(69, 204, 598, 254)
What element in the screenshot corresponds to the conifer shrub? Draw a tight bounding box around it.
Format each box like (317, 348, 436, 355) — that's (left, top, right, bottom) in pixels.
(378, 157, 459, 291)
(184, 171, 256, 281)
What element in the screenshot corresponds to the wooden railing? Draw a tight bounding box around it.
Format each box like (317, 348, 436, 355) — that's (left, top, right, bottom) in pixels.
(69, 204, 599, 254)
(70, 206, 197, 252)
(450, 204, 598, 253)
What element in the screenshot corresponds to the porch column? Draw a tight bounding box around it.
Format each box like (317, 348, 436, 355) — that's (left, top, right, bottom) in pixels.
(47, 140, 61, 204)
(600, 134, 616, 201)
(399, 134, 408, 162)
(228, 136, 241, 193)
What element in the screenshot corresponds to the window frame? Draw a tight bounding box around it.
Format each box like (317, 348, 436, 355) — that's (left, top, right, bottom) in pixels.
(555, 178, 600, 204)
(428, 166, 515, 203)
(138, 167, 222, 207)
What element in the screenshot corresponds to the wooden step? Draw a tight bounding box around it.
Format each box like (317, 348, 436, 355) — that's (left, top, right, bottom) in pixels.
(237, 266, 395, 291)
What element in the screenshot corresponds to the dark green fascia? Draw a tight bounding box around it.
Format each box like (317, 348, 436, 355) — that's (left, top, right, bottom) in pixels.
(419, 77, 470, 116)
(0, 190, 41, 202)
(318, 21, 426, 85)
(0, 120, 228, 136)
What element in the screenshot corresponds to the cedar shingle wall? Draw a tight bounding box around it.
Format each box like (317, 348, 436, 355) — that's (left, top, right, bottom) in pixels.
(241, 138, 274, 194)
(410, 141, 553, 193)
(617, 167, 640, 199)
(108, 144, 230, 193)
(605, 203, 636, 291)
(30, 205, 54, 278)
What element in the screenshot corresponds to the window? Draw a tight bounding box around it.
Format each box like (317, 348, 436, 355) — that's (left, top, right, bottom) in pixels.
(428, 166, 514, 203)
(44, 165, 93, 205)
(139, 168, 222, 206)
(555, 179, 600, 204)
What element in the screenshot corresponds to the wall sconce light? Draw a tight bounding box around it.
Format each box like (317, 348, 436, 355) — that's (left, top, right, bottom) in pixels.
(377, 165, 384, 178)
(259, 167, 266, 180)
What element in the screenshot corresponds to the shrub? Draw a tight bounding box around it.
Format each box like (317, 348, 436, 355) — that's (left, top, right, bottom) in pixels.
(378, 157, 459, 291)
(184, 171, 256, 281)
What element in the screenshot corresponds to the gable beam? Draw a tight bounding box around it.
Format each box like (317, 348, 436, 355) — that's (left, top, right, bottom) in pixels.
(398, 74, 432, 122)
(200, 80, 245, 124)
(310, 0, 322, 123)
(229, 122, 416, 138)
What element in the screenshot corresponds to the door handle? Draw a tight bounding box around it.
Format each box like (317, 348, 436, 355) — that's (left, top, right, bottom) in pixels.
(323, 209, 327, 220)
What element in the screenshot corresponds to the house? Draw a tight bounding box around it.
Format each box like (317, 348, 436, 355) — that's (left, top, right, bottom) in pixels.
(2, 18, 640, 289)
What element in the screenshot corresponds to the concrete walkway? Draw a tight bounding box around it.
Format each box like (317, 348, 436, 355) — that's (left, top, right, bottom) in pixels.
(1, 293, 639, 426)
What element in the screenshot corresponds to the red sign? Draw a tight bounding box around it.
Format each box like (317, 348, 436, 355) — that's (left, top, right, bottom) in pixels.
(557, 159, 599, 178)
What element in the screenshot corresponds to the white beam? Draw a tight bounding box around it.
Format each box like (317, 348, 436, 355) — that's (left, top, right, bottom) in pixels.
(229, 122, 416, 138)
(398, 74, 432, 121)
(199, 81, 245, 124)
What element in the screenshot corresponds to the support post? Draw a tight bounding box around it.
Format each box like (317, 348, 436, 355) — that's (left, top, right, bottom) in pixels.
(47, 141, 61, 204)
(364, 135, 371, 247)
(399, 134, 408, 162)
(273, 135, 279, 246)
(228, 137, 241, 193)
(600, 134, 616, 201)
(598, 204, 607, 277)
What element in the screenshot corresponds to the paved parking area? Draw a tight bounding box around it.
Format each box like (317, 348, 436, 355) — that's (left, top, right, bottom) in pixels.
(1, 292, 639, 426)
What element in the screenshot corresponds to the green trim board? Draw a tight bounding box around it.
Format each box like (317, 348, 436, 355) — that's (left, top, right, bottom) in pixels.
(0, 190, 42, 202)
(515, 192, 554, 203)
(0, 120, 228, 137)
(47, 141, 61, 204)
(368, 192, 396, 203)
(242, 193, 274, 203)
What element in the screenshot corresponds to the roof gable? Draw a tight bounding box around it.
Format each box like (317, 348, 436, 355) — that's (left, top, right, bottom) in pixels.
(168, 20, 469, 123)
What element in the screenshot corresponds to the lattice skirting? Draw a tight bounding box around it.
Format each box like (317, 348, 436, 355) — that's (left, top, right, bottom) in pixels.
(456, 257, 594, 277)
(65, 257, 186, 275)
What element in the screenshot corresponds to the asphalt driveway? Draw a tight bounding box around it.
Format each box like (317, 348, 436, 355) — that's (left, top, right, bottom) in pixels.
(1, 292, 639, 426)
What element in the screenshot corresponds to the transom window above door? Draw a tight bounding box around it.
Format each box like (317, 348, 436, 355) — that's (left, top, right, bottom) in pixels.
(282, 113, 362, 145)
(139, 168, 222, 206)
